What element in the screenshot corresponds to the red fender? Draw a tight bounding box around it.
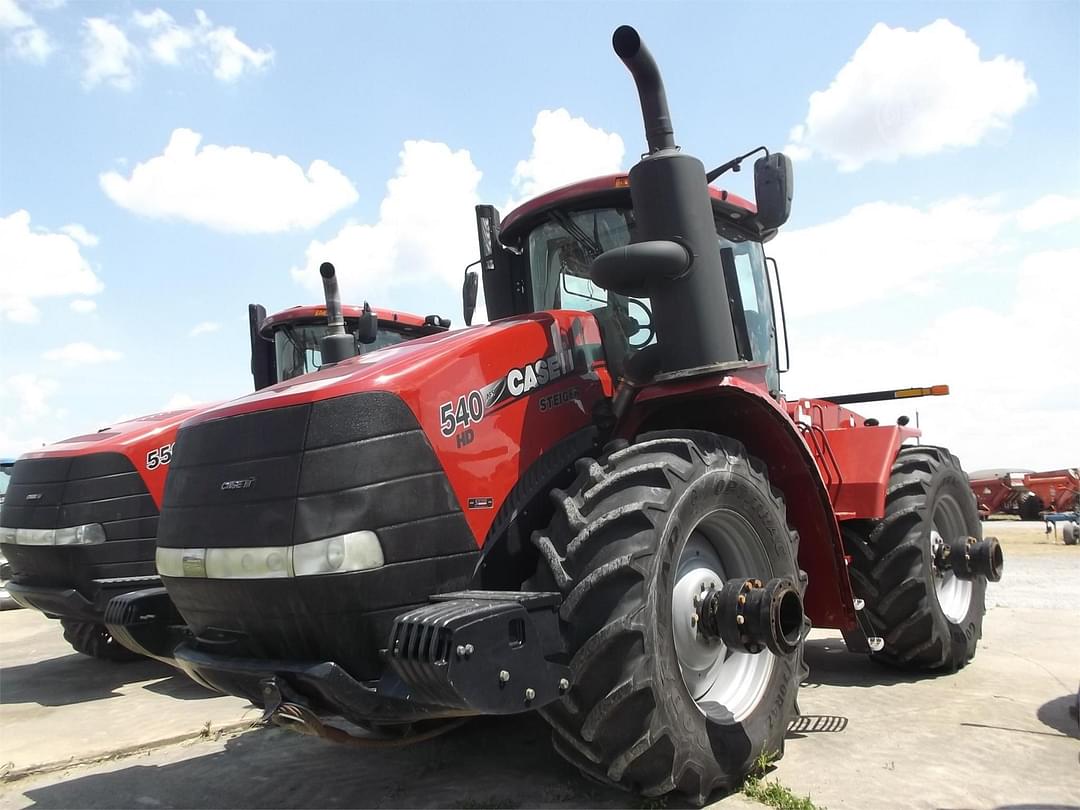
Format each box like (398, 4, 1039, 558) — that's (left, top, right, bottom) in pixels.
(620, 370, 858, 631)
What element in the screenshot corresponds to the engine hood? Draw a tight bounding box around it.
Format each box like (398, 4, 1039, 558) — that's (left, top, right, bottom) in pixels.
(183, 314, 569, 428)
(22, 404, 222, 461)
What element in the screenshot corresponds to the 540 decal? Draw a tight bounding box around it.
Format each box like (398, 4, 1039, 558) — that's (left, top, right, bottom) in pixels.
(439, 391, 484, 438)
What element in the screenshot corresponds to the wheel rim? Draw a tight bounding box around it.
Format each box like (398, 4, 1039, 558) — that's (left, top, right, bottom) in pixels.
(930, 494, 973, 623)
(672, 510, 776, 723)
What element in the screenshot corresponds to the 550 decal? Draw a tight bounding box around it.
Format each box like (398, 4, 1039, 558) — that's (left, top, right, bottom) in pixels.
(145, 443, 174, 470)
(439, 391, 485, 438)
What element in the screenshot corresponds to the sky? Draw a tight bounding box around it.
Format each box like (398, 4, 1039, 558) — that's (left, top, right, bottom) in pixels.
(1, 0, 1077, 472)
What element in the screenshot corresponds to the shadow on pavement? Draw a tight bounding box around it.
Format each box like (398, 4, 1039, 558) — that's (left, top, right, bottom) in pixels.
(18, 715, 639, 809)
(1036, 693, 1080, 739)
(801, 636, 941, 688)
(1, 653, 218, 707)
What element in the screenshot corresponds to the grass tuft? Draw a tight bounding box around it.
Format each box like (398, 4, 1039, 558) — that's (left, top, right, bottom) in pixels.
(742, 751, 825, 810)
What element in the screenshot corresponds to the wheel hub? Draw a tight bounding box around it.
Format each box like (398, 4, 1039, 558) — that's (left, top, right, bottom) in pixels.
(672, 527, 775, 722)
(930, 528, 973, 623)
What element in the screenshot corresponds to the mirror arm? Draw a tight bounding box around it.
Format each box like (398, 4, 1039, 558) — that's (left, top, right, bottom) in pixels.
(706, 145, 768, 183)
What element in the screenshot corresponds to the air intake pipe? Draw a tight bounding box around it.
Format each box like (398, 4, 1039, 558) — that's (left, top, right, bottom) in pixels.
(319, 262, 358, 365)
(591, 27, 741, 375)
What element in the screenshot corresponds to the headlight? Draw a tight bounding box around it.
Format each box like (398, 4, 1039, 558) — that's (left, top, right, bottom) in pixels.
(156, 530, 384, 580)
(0, 524, 106, 546)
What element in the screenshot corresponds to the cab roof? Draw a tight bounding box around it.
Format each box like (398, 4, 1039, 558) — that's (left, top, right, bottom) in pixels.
(499, 174, 759, 241)
(259, 305, 443, 340)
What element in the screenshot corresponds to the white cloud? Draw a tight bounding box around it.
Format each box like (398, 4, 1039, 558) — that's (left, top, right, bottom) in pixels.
(164, 392, 198, 410)
(131, 7, 270, 80)
(0, 210, 103, 323)
(785, 19, 1036, 171)
(784, 248, 1079, 470)
(69, 299, 97, 313)
(0, 372, 60, 455)
(194, 9, 272, 81)
(189, 320, 220, 336)
(59, 223, 99, 247)
(770, 196, 1009, 316)
(81, 17, 137, 90)
(510, 109, 624, 202)
(291, 139, 482, 302)
(0, 0, 32, 27)
(43, 341, 122, 364)
(1, 0, 53, 63)
(100, 128, 359, 233)
(1015, 194, 1080, 232)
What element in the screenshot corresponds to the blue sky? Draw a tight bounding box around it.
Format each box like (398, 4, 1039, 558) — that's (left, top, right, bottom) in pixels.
(1, 1, 1077, 470)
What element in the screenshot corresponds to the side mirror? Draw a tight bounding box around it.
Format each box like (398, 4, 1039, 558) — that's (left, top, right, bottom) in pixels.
(475, 205, 500, 272)
(462, 266, 479, 326)
(356, 302, 378, 345)
(754, 153, 793, 231)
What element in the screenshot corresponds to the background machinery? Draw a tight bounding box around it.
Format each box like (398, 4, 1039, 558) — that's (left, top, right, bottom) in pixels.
(116, 27, 1002, 803)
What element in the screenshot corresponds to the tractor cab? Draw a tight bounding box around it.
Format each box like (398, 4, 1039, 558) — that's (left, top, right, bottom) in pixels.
(249, 302, 451, 388)
(470, 175, 788, 394)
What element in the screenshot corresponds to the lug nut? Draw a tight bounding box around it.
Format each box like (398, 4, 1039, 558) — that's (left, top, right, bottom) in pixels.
(524, 688, 536, 702)
(499, 670, 510, 683)
(735, 614, 745, 625)
(464, 643, 474, 657)
(558, 678, 569, 693)
(691, 613, 699, 628)
(700, 582, 708, 592)
(737, 594, 746, 605)
(456, 644, 466, 658)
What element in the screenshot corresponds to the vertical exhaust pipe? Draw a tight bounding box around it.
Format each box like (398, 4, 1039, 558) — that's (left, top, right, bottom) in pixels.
(611, 26, 674, 153)
(318, 262, 358, 365)
(589, 26, 742, 375)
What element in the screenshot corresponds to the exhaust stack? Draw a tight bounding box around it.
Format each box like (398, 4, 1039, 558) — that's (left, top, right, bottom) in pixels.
(318, 262, 358, 365)
(590, 27, 742, 376)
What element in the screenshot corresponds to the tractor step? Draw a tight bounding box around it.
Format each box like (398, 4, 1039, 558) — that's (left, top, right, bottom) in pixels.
(384, 590, 568, 715)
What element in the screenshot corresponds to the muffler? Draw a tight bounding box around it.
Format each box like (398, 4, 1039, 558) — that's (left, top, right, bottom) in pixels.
(696, 577, 804, 655)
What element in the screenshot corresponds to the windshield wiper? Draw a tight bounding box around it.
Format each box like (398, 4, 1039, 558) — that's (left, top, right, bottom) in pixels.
(549, 211, 603, 260)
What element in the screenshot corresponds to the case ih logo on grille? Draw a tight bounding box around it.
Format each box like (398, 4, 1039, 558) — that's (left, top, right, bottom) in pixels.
(25, 493, 43, 501)
(220, 477, 256, 491)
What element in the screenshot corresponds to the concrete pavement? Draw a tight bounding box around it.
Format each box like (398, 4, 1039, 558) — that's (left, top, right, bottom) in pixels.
(0, 524, 1076, 809)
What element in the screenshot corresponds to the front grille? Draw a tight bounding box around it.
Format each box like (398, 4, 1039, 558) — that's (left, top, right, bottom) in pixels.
(0, 453, 159, 593)
(157, 392, 481, 679)
(158, 392, 474, 562)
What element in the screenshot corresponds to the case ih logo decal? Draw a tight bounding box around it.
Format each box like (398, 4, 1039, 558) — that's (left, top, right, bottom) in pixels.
(439, 324, 581, 441)
(220, 477, 256, 491)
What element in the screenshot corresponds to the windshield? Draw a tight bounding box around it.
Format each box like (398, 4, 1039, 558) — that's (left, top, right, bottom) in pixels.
(272, 323, 410, 382)
(526, 206, 777, 388)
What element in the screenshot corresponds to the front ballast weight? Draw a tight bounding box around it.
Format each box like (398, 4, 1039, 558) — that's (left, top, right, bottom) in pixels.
(694, 577, 804, 656)
(934, 535, 1004, 582)
(386, 590, 569, 715)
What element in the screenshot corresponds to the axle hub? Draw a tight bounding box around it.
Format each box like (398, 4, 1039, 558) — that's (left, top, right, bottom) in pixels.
(934, 536, 1004, 582)
(696, 577, 803, 655)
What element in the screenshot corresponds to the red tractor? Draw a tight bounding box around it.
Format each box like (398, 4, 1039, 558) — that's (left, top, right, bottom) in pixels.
(114, 28, 1002, 802)
(0, 264, 448, 660)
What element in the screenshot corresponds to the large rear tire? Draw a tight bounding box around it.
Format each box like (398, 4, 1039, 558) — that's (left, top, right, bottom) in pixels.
(843, 445, 986, 671)
(1018, 493, 1043, 522)
(531, 431, 803, 804)
(60, 619, 142, 662)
